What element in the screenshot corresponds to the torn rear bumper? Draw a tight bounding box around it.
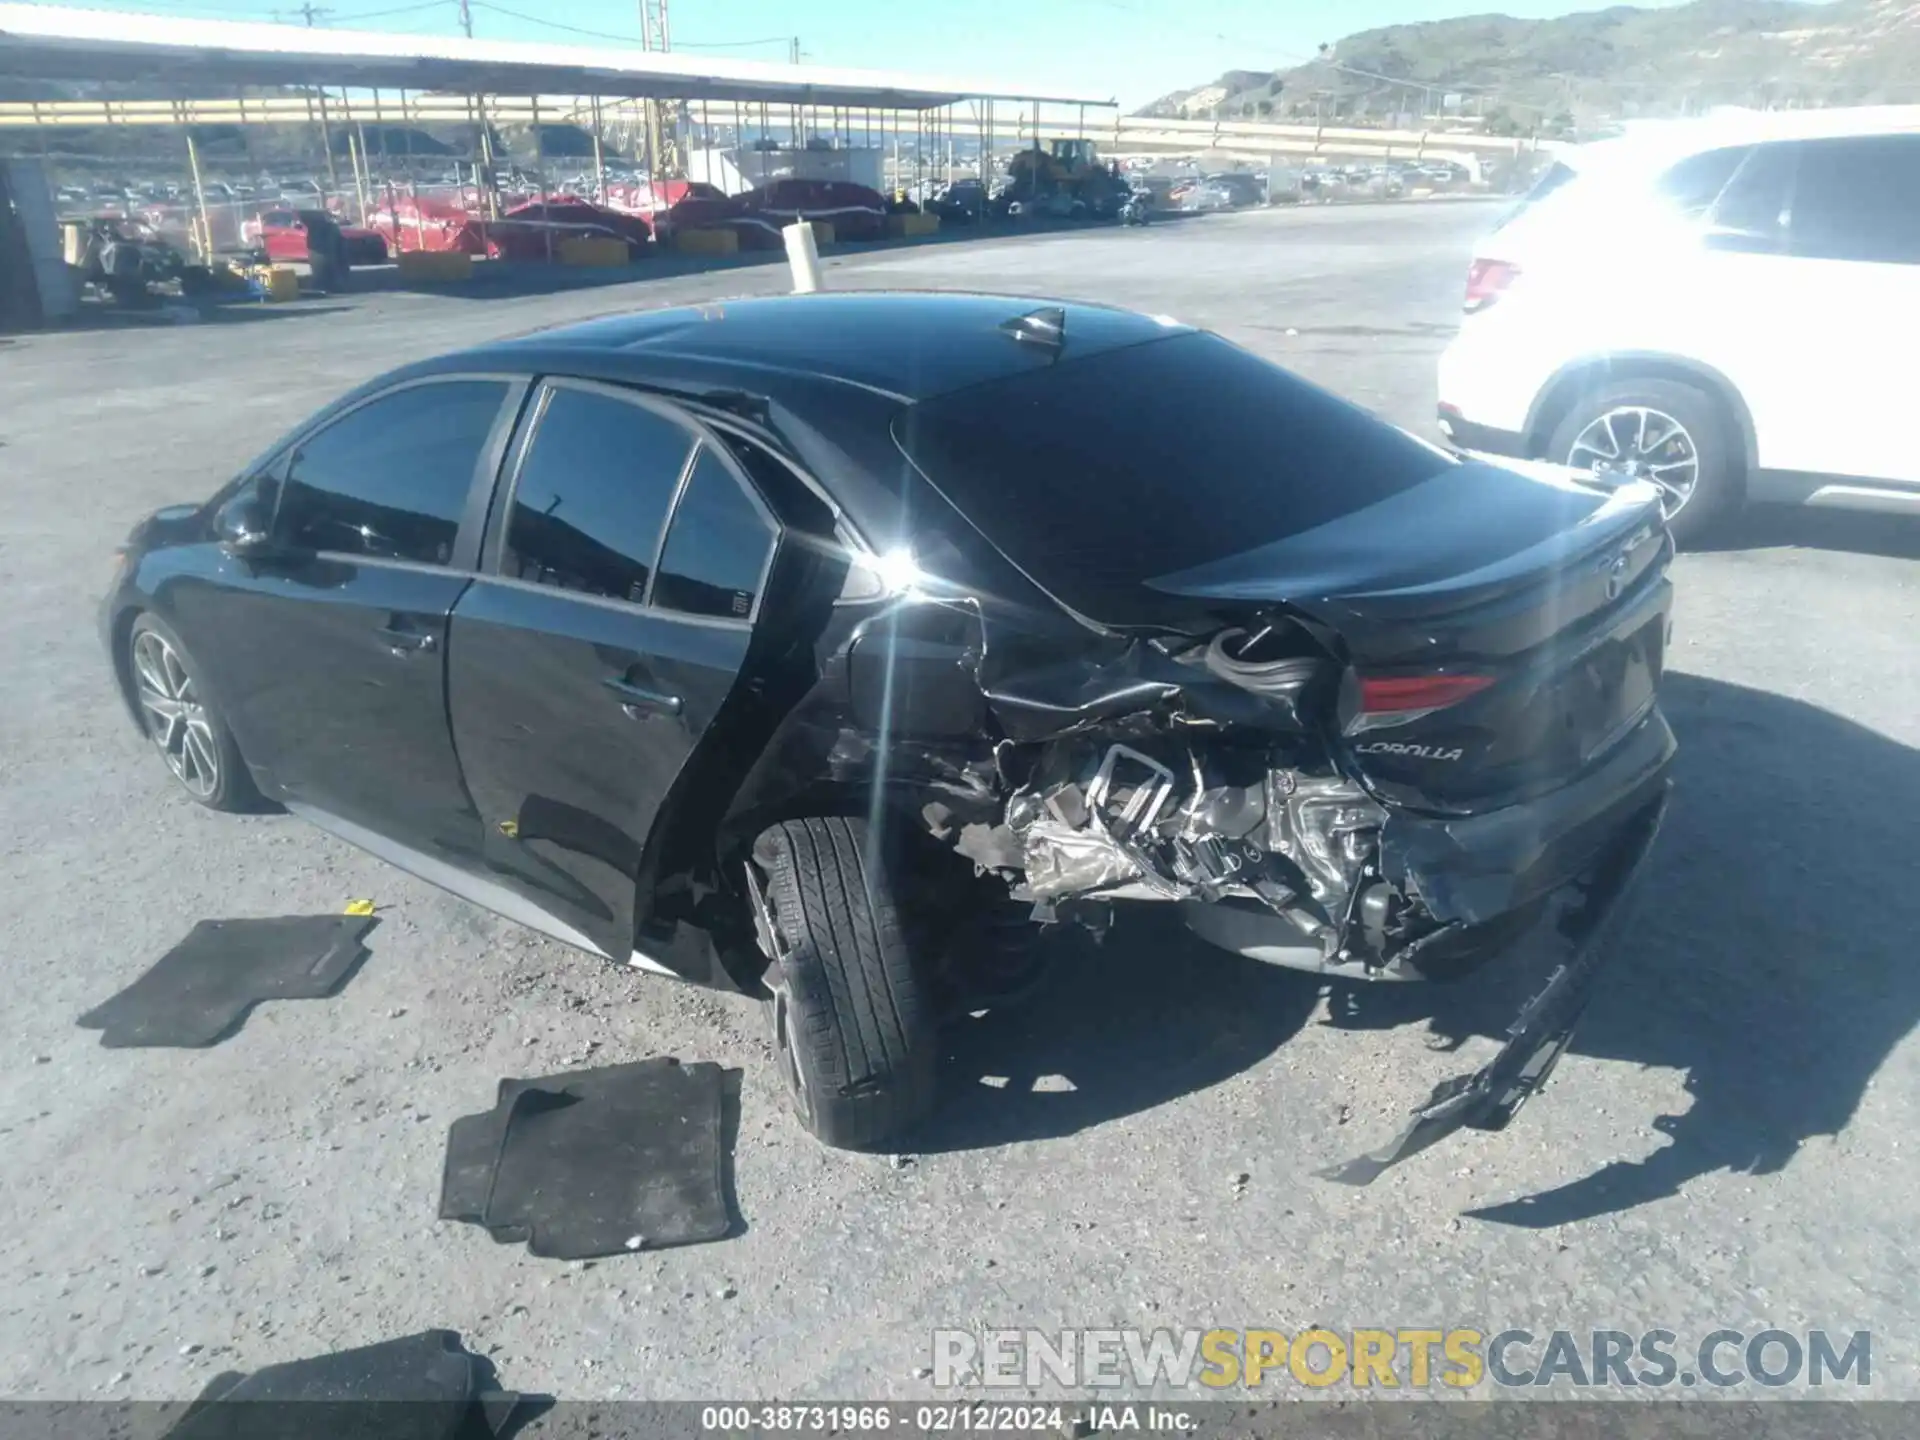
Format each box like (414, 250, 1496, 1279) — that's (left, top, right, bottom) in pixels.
(1379, 709, 1676, 927)
(1318, 785, 1668, 1185)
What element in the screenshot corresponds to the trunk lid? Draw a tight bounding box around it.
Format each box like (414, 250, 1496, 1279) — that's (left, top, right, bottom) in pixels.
(893, 333, 1671, 812)
(1147, 464, 1672, 812)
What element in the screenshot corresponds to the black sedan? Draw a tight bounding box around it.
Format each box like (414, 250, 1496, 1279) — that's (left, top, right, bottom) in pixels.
(102, 293, 1673, 1174)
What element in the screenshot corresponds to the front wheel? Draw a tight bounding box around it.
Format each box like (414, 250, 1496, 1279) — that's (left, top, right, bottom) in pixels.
(126, 613, 261, 812)
(749, 816, 937, 1150)
(1546, 378, 1739, 547)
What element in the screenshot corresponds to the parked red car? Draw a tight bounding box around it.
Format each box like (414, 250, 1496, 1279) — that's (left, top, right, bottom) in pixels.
(475, 216, 636, 262)
(243, 209, 389, 265)
(742, 179, 888, 241)
(601, 178, 725, 216)
(363, 196, 482, 254)
(506, 198, 651, 249)
(658, 190, 781, 248)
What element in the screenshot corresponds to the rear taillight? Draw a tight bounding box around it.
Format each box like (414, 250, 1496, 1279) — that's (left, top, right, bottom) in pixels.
(1358, 672, 1494, 720)
(1464, 258, 1519, 313)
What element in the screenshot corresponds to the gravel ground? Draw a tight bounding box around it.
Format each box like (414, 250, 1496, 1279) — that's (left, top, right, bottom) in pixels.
(1, 202, 1916, 1404)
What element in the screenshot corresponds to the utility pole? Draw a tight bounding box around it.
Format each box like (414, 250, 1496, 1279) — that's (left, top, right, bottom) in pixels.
(282, 5, 343, 194)
(788, 37, 801, 152)
(639, 0, 673, 177)
(453, 0, 497, 216)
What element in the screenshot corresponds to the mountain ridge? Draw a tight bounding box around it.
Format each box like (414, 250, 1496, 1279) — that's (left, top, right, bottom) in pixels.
(1139, 0, 1920, 129)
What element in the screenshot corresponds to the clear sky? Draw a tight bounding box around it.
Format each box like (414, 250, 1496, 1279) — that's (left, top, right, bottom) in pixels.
(79, 0, 1718, 108)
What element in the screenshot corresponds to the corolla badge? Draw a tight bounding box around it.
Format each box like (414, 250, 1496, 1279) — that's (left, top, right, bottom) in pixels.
(1353, 741, 1465, 762)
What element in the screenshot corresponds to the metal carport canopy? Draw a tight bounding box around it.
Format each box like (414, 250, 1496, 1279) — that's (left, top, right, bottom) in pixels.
(0, 4, 1114, 109)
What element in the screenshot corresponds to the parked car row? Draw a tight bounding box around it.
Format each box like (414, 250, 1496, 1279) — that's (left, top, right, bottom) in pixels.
(55, 174, 334, 212)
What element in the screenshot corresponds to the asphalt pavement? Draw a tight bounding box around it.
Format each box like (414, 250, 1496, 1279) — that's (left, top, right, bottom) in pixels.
(1, 202, 1917, 1403)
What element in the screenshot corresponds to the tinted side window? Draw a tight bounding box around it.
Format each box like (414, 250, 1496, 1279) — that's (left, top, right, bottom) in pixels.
(502, 386, 695, 603)
(1525, 162, 1577, 203)
(1707, 142, 1798, 252)
(652, 447, 776, 620)
(1653, 145, 1751, 217)
(1789, 136, 1920, 264)
(277, 380, 507, 564)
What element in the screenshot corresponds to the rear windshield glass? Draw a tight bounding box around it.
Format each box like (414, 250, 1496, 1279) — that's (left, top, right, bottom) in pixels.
(1489, 160, 1580, 234)
(894, 331, 1454, 623)
(1523, 161, 1579, 204)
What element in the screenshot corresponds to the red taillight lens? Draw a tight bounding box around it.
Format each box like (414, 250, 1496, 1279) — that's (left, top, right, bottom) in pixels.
(1359, 673, 1495, 714)
(1464, 258, 1519, 313)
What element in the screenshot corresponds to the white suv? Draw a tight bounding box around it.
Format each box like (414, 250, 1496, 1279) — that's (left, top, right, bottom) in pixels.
(1437, 108, 1920, 543)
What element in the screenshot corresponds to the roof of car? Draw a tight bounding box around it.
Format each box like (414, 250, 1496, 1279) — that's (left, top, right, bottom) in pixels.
(460, 291, 1193, 402)
(1563, 103, 1920, 179)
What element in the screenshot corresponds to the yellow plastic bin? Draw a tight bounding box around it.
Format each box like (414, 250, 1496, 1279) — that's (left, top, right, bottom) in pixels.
(558, 236, 631, 268)
(396, 249, 474, 282)
(253, 265, 299, 302)
(673, 227, 740, 256)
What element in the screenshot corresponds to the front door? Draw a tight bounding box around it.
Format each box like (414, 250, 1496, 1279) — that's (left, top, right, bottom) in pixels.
(447, 381, 780, 961)
(172, 377, 518, 866)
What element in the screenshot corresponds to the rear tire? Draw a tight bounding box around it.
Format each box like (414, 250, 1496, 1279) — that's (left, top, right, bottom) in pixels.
(1546, 377, 1739, 547)
(751, 816, 937, 1150)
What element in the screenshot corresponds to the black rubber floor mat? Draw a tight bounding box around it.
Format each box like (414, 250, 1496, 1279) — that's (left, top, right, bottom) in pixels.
(77, 915, 376, 1048)
(162, 1329, 530, 1440)
(439, 1058, 734, 1259)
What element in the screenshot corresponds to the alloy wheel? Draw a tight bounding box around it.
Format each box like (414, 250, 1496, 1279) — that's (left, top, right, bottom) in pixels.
(1566, 406, 1701, 518)
(746, 860, 812, 1120)
(768, 975, 813, 1120)
(131, 629, 220, 799)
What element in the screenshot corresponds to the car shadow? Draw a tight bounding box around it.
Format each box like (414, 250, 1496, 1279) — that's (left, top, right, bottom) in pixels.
(1321, 671, 1920, 1226)
(1701, 505, 1920, 562)
(913, 905, 1322, 1152)
(50, 301, 357, 332)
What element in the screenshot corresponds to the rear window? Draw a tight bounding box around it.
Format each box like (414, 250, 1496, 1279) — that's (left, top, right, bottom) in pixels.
(1652, 145, 1752, 217)
(1490, 161, 1578, 233)
(1789, 135, 1920, 264)
(1523, 161, 1579, 204)
(894, 332, 1454, 625)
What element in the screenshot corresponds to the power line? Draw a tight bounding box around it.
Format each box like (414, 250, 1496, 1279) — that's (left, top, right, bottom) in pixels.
(466, 1, 635, 43)
(468, 1, 788, 52)
(333, 0, 452, 19)
(674, 36, 804, 51)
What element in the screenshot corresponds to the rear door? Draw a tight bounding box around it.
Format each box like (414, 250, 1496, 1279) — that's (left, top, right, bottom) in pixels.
(173, 376, 521, 864)
(1760, 134, 1920, 484)
(447, 379, 780, 961)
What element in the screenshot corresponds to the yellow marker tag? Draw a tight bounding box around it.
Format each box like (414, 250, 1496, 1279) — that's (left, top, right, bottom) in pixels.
(344, 899, 376, 916)
(497, 819, 520, 839)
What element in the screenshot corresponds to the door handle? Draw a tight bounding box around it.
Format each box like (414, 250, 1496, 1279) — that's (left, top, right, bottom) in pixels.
(377, 622, 437, 656)
(602, 676, 683, 717)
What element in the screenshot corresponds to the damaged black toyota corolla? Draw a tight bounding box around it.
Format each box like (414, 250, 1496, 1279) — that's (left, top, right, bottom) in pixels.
(101, 293, 1673, 1177)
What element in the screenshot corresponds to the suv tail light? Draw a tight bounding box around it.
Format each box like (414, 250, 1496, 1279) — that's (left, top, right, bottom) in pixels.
(1464, 258, 1520, 313)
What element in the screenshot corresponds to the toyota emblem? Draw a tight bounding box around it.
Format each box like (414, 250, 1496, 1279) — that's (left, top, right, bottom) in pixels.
(1603, 554, 1629, 600)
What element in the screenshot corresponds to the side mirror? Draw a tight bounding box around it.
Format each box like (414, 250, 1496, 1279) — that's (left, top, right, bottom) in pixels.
(215, 486, 276, 558)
